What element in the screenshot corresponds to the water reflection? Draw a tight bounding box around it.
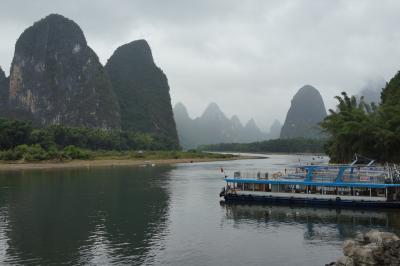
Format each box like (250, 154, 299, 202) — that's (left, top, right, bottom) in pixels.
(0, 155, 399, 265)
(0, 166, 173, 265)
(221, 203, 400, 243)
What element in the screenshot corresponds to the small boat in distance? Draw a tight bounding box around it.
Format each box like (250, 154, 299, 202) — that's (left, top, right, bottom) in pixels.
(220, 156, 400, 208)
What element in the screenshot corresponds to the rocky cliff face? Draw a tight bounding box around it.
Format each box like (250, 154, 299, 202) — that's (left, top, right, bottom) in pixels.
(174, 102, 266, 149)
(105, 40, 179, 147)
(280, 85, 327, 139)
(0, 67, 8, 115)
(8, 14, 120, 128)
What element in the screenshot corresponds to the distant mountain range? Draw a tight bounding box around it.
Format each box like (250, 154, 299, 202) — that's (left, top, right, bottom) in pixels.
(174, 102, 281, 149)
(0, 14, 353, 150)
(175, 87, 331, 149)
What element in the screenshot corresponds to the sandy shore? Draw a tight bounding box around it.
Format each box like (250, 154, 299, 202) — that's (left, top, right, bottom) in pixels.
(0, 155, 261, 171)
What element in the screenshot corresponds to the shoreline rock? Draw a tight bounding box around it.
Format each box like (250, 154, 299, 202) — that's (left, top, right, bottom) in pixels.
(327, 230, 400, 266)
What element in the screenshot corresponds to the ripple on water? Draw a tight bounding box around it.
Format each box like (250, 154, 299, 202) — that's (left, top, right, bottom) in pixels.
(0, 155, 398, 265)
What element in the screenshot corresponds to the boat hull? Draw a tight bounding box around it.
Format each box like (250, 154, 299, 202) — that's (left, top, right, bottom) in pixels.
(223, 193, 400, 209)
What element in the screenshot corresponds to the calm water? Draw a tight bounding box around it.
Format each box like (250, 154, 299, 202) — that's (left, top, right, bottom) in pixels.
(0, 154, 399, 265)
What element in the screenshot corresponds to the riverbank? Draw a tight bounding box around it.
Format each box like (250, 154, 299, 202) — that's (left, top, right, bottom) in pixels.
(0, 154, 260, 171)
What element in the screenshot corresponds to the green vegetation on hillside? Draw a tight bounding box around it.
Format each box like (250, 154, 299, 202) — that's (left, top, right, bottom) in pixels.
(321, 71, 400, 163)
(105, 40, 179, 148)
(198, 138, 326, 153)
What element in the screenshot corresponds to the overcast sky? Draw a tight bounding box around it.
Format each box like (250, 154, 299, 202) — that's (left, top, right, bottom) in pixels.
(1, 1, 400, 131)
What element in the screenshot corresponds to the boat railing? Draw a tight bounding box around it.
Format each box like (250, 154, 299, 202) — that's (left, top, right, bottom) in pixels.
(233, 170, 302, 180)
(232, 167, 391, 184)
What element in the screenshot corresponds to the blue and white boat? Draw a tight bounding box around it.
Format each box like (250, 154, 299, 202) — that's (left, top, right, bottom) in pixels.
(220, 157, 400, 208)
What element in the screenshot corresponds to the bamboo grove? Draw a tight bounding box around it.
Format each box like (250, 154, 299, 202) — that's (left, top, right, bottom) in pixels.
(321, 71, 400, 163)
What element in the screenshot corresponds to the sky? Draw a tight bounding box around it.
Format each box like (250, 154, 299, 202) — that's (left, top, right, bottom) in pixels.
(1, 1, 400, 131)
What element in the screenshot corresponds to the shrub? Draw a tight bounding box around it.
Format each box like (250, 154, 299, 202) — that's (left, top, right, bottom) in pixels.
(62, 145, 92, 160)
(15, 144, 50, 161)
(0, 149, 23, 161)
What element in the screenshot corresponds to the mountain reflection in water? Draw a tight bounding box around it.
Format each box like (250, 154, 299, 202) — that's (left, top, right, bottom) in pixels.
(0, 166, 173, 265)
(0, 155, 399, 265)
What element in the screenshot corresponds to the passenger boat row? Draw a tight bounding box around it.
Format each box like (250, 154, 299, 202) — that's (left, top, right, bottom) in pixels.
(219, 157, 400, 208)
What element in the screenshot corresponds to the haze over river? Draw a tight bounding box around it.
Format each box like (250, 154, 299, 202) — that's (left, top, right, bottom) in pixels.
(0, 154, 399, 265)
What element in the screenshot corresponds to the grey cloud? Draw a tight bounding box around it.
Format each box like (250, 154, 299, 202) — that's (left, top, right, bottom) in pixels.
(1, 0, 400, 130)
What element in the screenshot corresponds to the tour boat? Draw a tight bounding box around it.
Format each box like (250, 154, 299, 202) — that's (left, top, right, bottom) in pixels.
(219, 157, 400, 208)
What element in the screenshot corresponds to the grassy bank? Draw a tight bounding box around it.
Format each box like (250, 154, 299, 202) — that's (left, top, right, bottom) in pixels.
(0, 150, 253, 171)
(91, 150, 236, 160)
(0, 149, 236, 163)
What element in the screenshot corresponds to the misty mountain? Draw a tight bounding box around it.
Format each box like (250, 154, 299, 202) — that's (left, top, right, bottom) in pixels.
(268, 119, 282, 139)
(357, 78, 386, 105)
(0, 67, 8, 115)
(173, 102, 267, 149)
(280, 85, 327, 139)
(173, 102, 195, 149)
(241, 119, 265, 143)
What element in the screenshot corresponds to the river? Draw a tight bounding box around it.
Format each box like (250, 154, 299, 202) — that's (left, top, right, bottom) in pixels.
(0, 154, 399, 265)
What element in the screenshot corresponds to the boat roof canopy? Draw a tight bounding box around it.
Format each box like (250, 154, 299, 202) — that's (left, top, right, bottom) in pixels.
(224, 178, 400, 189)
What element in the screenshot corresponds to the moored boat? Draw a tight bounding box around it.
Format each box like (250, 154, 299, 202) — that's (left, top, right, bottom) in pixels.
(219, 157, 400, 208)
